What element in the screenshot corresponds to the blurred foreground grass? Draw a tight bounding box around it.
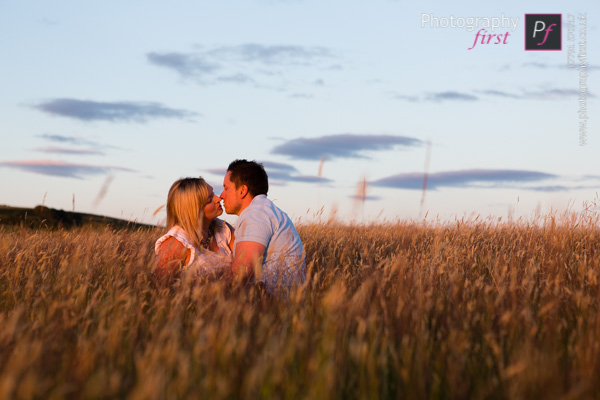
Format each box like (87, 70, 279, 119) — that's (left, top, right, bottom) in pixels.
(1, 213, 600, 399)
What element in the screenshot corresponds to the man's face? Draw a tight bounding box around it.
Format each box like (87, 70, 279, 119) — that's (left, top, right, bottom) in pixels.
(220, 171, 243, 215)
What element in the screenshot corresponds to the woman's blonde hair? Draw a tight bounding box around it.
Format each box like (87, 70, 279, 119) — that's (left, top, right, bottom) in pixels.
(166, 177, 210, 250)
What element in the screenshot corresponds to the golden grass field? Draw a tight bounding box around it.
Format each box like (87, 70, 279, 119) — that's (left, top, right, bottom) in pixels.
(1, 211, 600, 399)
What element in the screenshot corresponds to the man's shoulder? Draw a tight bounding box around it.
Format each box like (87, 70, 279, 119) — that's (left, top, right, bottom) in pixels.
(249, 194, 272, 208)
(238, 194, 297, 234)
(242, 195, 276, 217)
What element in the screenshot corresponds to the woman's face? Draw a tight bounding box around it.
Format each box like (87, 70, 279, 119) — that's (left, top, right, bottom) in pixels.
(203, 185, 223, 222)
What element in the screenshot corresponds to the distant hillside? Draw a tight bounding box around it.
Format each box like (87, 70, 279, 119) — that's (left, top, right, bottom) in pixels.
(0, 205, 156, 230)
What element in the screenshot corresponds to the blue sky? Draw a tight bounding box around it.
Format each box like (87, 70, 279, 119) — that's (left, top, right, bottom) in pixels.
(0, 0, 597, 225)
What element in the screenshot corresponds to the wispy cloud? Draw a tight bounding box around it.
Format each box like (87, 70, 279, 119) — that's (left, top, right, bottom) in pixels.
(204, 168, 227, 176)
(260, 161, 299, 173)
(38, 133, 93, 146)
(204, 160, 331, 185)
(33, 98, 198, 123)
(522, 61, 552, 69)
(0, 160, 135, 179)
(523, 88, 589, 100)
(32, 146, 105, 156)
(41, 18, 59, 26)
(392, 94, 419, 102)
(216, 73, 256, 84)
(525, 185, 598, 192)
(262, 160, 332, 184)
(147, 43, 336, 88)
(522, 62, 600, 71)
(395, 87, 590, 102)
(280, 174, 332, 183)
(371, 169, 557, 191)
(480, 88, 589, 100)
(349, 177, 381, 202)
(271, 133, 423, 161)
(476, 89, 520, 99)
(392, 91, 479, 103)
(426, 91, 479, 102)
(36, 133, 120, 154)
(349, 194, 382, 201)
(289, 93, 314, 99)
(146, 52, 221, 78)
(207, 44, 333, 65)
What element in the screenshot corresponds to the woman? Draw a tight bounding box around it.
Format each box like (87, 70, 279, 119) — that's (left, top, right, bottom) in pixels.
(155, 177, 234, 281)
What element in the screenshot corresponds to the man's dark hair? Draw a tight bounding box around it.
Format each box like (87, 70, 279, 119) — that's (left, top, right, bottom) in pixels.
(227, 159, 269, 196)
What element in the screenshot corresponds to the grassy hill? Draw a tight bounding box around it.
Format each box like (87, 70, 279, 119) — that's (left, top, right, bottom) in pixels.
(0, 205, 155, 230)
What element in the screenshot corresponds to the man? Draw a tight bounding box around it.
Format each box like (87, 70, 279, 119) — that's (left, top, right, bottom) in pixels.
(220, 159, 305, 291)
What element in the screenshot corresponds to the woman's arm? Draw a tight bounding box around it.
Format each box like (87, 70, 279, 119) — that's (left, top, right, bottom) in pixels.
(155, 236, 190, 281)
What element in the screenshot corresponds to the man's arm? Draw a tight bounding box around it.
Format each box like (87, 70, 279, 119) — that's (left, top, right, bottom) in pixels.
(232, 240, 266, 281)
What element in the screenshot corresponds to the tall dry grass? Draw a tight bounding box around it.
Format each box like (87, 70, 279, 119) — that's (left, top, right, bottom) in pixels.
(1, 211, 600, 399)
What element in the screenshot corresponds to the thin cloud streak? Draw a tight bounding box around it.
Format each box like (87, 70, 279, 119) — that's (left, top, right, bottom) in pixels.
(426, 91, 479, 102)
(525, 185, 600, 192)
(371, 169, 557, 191)
(476, 89, 520, 99)
(0, 160, 135, 179)
(206, 44, 333, 65)
(38, 134, 87, 145)
(37, 133, 121, 153)
(481, 88, 588, 100)
(147, 52, 221, 78)
(392, 91, 479, 102)
(33, 98, 198, 123)
(261, 160, 332, 184)
(524, 88, 591, 100)
(349, 195, 382, 201)
(33, 146, 105, 156)
(271, 133, 423, 161)
(216, 74, 256, 84)
(522, 61, 600, 71)
(395, 87, 589, 103)
(205, 160, 331, 185)
(392, 94, 419, 102)
(289, 93, 314, 99)
(268, 172, 332, 184)
(204, 168, 227, 176)
(260, 161, 298, 173)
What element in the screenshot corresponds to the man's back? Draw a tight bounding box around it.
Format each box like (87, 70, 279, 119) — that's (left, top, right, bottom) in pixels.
(235, 195, 305, 291)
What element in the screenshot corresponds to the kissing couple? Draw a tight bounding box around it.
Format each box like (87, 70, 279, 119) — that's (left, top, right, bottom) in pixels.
(155, 159, 306, 292)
